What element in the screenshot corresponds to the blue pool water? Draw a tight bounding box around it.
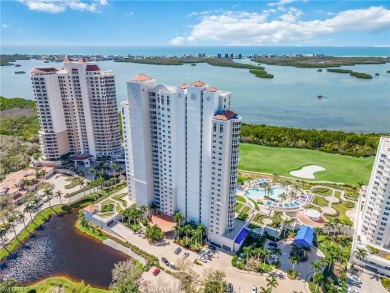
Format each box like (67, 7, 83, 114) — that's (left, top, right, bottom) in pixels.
(246, 187, 287, 201)
(235, 228, 249, 244)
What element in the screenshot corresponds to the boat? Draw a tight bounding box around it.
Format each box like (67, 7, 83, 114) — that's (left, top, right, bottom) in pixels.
(15, 64, 21, 67)
(191, 63, 197, 66)
(15, 71, 26, 74)
(44, 60, 49, 63)
(317, 69, 322, 72)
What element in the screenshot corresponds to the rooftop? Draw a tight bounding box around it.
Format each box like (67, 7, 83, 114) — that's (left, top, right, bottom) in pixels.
(177, 83, 188, 89)
(130, 73, 153, 82)
(213, 110, 238, 121)
(70, 154, 93, 161)
(147, 214, 175, 232)
(207, 87, 218, 92)
(84, 205, 98, 213)
(190, 80, 205, 87)
(31, 67, 58, 74)
(86, 64, 100, 71)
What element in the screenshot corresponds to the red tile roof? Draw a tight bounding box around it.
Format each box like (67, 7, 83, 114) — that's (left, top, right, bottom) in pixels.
(86, 64, 100, 71)
(84, 205, 98, 213)
(31, 67, 58, 74)
(130, 74, 153, 82)
(213, 110, 237, 121)
(190, 80, 205, 87)
(78, 58, 87, 62)
(64, 57, 73, 62)
(178, 83, 188, 89)
(207, 87, 218, 92)
(70, 154, 93, 160)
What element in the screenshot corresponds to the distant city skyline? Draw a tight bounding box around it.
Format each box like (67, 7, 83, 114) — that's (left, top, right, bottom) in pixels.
(1, 1, 389, 47)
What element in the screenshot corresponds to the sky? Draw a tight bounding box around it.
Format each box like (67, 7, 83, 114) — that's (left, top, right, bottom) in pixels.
(1, 0, 389, 47)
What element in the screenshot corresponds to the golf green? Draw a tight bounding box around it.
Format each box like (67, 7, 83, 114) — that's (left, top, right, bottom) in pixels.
(238, 143, 374, 185)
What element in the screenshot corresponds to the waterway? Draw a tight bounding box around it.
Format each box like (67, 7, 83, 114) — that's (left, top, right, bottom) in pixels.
(1, 59, 389, 133)
(0, 212, 128, 288)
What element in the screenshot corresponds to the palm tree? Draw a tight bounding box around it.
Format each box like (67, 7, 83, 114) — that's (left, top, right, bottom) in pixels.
(355, 248, 368, 261)
(173, 211, 184, 227)
(273, 248, 282, 260)
(324, 221, 333, 236)
(0, 228, 10, 252)
(272, 173, 280, 184)
(197, 224, 206, 244)
(149, 202, 158, 215)
(338, 236, 349, 249)
(243, 246, 251, 264)
(289, 255, 300, 271)
(310, 260, 322, 277)
(174, 225, 182, 240)
(262, 248, 271, 269)
(88, 167, 95, 183)
(283, 218, 294, 237)
(334, 218, 341, 234)
(313, 272, 324, 292)
(18, 212, 26, 230)
(119, 209, 126, 223)
(259, 288, 271, 293)
(272, 220, 282, 241)
(7, 215, 18, 240)
(139, 205, 147, 220)
(24, 204, 34, 222)
(55, 190, 63, 204)
(266, 276, 278, 293)
(254, 247, 262, 262)
(109, 162, 116, 177)
(43, 187, 53, 208)
(182, 224, 192, 247)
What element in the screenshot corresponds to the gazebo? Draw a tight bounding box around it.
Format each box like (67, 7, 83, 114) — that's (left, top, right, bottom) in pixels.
(294, 225, 314, 247)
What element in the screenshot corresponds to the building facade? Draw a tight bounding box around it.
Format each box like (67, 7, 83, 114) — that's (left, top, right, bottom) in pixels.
(121, 74, 241, 248)
(351, 136, 390, 276)
(31, 58, 121, 161)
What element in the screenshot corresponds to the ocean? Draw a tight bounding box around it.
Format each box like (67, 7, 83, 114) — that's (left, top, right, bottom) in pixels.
(1, 46, 389, 133)
(2, 45, 390, 57)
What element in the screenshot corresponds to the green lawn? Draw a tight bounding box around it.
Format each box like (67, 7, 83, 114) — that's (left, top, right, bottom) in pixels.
(313, 196, 329, 207)
(112, 193, 128, 207)
(329, 201, 354, 225)
(239, 144, 374, 185)
(236, 195, 246, 203)
(76, 220, 107, 242)
(235, 203, 243, 212)
(312, 187, 333, 195)
(15, 277, 111, 293)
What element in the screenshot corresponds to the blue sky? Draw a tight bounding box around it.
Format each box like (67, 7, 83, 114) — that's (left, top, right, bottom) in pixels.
(1, 0, 389, 46)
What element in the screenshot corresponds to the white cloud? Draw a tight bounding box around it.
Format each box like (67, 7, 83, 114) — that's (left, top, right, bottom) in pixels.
(19, 0, 108, 14)
(125, 11, 134, 17)
(268, 0, 305, 7)
(170, 6, 390, 45)
(2, 24, 10, 29)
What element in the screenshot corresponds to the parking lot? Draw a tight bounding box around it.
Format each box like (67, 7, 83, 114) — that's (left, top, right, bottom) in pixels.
(346, 268, 387, 293)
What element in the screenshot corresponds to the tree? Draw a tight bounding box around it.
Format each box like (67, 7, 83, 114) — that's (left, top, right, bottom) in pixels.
(273, 248, 282, 260)
(283, 218, 294, 237)
(324, 220, 334, 236)
(266, 276, 278, 293)
(0, 228, 9, 252)
(145, 224, 164, 242)
(174, 225, 181, 241)
(0, 278, 16, 293)
(109, 162, 116, 177)
(260, 288, 271, 293)
(313, 272, 324, 292)
(202, 270, 227, 293)
(272, 220, 282, 241)
(197, 224, 206, 244)
(355, 248, 368, 261)
(55, 190, 63, 205)
(7, 215, 18, 240)
(289, 255, 300, 271)
(243, 246, 251, 263)
(173, 211, 184, 227)
(111, 259, 142, 287)
(310, 259, 322, 277)
(182, 224, 192, 247)
(262, 249, 271, 269)
(149, 202, 158, 215)
(139, 205, 147, 220)
(43, 187, 53, 208)
(18, 212, 26, 230)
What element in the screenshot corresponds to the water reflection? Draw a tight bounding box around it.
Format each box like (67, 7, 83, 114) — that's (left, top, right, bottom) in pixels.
(0, 212, 128, 288)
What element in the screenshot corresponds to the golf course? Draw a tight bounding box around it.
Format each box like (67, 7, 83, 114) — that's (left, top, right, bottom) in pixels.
(238, 143, 374, 185)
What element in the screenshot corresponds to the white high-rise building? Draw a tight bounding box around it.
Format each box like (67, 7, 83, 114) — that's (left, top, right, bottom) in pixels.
(351, 136, 390, 276)
(31, 58, 121, 162)
(121, 74, 242, 249)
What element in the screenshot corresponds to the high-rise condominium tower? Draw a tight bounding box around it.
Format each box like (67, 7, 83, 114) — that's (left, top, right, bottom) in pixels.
(352, 136, 390, 276)
(31, 58, 121, 161)
(121, 74, 241, 247)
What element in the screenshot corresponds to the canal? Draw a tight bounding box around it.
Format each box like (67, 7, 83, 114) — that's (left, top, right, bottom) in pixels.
(0, 211, 128, 288)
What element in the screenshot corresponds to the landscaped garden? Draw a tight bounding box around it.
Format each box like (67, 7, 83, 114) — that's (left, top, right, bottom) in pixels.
(231, 232, 277, 273)
(173, 211, 207, 252)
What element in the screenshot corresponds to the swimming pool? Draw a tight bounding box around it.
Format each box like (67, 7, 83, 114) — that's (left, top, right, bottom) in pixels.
(246, 187, 287, 201)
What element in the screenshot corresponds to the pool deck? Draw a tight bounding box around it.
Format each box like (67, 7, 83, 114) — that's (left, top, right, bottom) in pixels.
(223, 219, 246, 240)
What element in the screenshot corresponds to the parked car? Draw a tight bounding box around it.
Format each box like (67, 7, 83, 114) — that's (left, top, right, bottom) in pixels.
(226, 283, 233, 293)
(161, 257, 169, 266)
(170, 262, 176, 269)
(175, 247, 182, 254)
(182, 252, 190, 259)
(267, 242, 277, 251)
(152, 268, 160, 276)
(251, 285, 257, 293)
(208, 244, 216, 251)
(351, 276, 361, 284)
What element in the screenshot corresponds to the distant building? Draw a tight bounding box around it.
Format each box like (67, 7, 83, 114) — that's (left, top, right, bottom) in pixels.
(30, 58, 121, 162)
(197, 53, 206, 58)
(217, 53, 222, 58)
(121, 75, 242, 250)
(224, 53, 229, 58)
(351, 137, 390, 277)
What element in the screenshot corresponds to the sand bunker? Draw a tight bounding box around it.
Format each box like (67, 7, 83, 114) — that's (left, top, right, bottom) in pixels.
(289, 165, 326, 179)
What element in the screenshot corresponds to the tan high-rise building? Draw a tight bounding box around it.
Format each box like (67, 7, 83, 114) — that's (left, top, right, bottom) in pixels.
(31, 58, 121, 161)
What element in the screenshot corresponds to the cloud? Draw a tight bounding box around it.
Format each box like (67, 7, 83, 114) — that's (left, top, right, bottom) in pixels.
(170, 6, 390, 45)
(2, 24, 10, 29)
(268, 0, 305, 7)
(18, 0, 108, 14)
(125, 11, 134, 17)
